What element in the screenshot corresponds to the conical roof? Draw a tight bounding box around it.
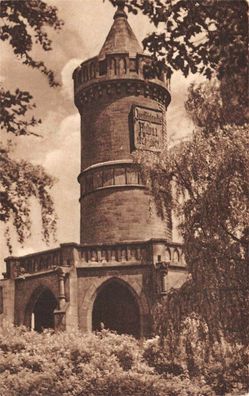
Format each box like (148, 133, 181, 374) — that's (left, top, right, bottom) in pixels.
(99, 1, 143, 59)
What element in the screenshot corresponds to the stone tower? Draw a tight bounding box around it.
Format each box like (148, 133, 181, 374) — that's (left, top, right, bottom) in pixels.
(73, 2, 172, 245)
(0, 2, 186, 337)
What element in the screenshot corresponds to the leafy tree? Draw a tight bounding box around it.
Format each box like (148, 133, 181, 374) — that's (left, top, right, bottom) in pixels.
(137, 80, 249, 343)
(0, 0, 63, 251)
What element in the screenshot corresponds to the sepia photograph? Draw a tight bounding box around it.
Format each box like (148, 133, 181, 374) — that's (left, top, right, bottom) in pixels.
(0, 0, 248, 394)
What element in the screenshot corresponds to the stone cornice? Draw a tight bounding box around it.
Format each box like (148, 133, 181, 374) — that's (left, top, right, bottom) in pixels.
(74, 78, 171, 109)
(80, 159, 134, 176)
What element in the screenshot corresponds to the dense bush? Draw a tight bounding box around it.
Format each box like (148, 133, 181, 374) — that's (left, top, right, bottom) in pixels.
(144, 314, 249, 396)
(0, 322, 248, 396)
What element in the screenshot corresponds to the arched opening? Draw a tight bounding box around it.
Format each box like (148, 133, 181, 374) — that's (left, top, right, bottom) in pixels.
(111, 58, 117, 75)
(92, 279, 140, 338)
(32, 288, 57, 332)
(119, 57, 127, 74)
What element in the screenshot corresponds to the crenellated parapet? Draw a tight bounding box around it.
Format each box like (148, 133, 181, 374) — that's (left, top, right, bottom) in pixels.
(73, 53, 171, 108)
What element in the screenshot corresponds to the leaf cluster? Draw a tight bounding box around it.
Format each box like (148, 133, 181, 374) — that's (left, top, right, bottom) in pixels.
(0, 88, 41, 136)
(109, 0, 248, 81)
(148, 314, 249, 395)
(171, 125, 249, 262)
(0, 0, 63, 86)
(0, 0, 63, 250)
(0, 144, 57, 252)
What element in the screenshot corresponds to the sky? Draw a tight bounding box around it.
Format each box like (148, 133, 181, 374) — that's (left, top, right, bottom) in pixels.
(0, 0, 201, 275)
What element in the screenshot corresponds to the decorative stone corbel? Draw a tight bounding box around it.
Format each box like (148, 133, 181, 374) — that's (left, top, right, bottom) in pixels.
(156, 261, 170, 295)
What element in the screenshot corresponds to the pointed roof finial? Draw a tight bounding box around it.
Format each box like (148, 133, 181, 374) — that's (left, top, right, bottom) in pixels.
(99, 0, 143, 59)
(114, 0, 127, 19)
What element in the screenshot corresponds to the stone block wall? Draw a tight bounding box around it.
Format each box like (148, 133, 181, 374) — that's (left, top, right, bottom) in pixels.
(80, 93, 167, 170)
(0, 279, 15, 326)
(80, 187, 171, 243)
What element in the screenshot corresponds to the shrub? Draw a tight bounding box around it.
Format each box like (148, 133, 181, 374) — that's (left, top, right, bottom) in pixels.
(0, 322, 247, 395)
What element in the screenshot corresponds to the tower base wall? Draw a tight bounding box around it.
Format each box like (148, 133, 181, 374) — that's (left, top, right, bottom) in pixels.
(80, 187, 171, 244)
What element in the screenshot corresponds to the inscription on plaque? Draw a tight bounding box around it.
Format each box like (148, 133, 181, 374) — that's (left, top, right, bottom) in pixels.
(132, 105, 163, 152)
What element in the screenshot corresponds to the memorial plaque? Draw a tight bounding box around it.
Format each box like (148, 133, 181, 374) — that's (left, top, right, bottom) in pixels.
(132, 105, 163, 152)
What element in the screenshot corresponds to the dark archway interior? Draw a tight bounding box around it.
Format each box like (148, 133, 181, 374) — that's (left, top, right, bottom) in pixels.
(92, 281, 140, 337)
(33, 289, 57, 332)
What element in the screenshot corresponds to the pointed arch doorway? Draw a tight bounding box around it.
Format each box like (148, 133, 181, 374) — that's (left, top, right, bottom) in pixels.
(32, 288, 57, 332)
(92, 279, 140, 338)
(25, 287, 58, 332)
